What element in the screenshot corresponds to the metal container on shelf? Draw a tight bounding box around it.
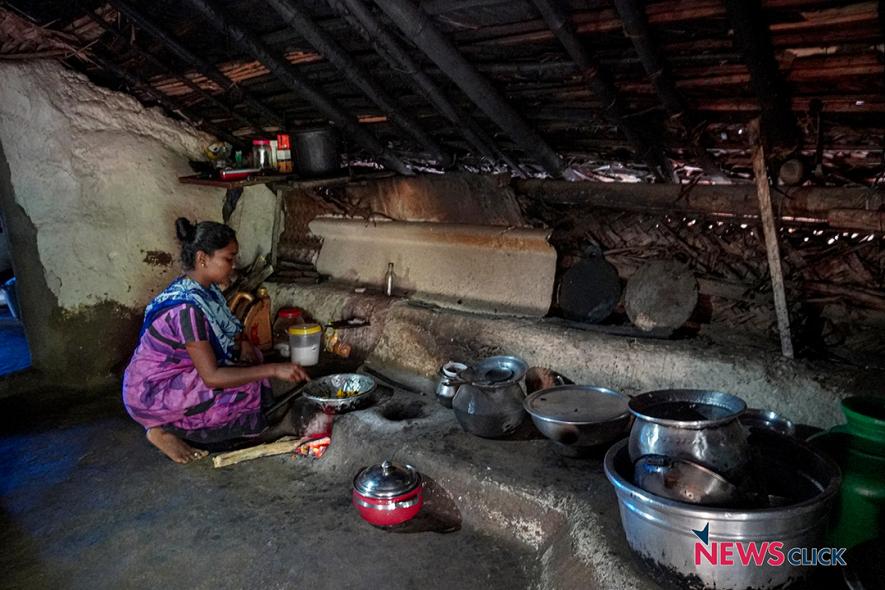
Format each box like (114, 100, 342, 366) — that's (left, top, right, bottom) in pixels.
(292, 127, 339, 177)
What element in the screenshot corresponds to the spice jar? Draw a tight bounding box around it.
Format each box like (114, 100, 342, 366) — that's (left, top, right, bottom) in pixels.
(252, 139, 272, 170)
(276, 134, 293, 173)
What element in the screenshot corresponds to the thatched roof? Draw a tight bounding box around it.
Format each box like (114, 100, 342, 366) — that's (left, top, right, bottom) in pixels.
(3, 0, 883, 183)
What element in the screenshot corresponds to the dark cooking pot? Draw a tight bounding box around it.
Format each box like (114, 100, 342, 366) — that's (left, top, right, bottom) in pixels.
(451, 356, 529, 438)
(292, 127, 339, 177)
(352, 460, 423, 527)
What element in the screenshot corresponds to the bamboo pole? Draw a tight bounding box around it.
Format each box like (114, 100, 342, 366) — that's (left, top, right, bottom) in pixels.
(749, 119, 794, 358)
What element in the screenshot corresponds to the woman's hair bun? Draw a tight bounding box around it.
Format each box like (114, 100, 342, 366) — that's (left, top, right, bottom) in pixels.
(175, 217, 197, 243)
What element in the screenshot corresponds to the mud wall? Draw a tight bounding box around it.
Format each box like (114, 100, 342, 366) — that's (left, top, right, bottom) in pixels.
(277, 172, 525, 263)
(0, 61, 277, 388)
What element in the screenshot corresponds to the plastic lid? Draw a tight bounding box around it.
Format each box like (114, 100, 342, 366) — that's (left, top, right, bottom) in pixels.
(278, 308, 303, 319)
(253, 139, 271, 145)
(288, 324, 321, 336)
(353, 460, 420, 499)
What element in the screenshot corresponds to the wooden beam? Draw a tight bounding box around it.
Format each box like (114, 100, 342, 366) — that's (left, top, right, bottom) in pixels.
(723, 0, 799, 153)
(612, 0, 726, 181)
(749, 119, 794, 358)
(512, 179, 885, 232)
(265, 0, 450, 166)
(66, 38, 241, 146)
(374, 0, 567, 178)
(530, 0, 673, 182)
(327, 0, 525, 174)
(75, 2, 266, 136)
(109, 0, 282, 128)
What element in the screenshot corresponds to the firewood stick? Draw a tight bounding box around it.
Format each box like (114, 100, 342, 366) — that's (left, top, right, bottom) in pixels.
(212, 436, 306, 468)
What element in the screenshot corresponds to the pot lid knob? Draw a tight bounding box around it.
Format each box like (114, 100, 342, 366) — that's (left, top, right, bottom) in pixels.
(353, 460, 420, 499)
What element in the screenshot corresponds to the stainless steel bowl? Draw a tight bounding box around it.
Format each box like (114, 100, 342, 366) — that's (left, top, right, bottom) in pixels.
(524, 385, 632, 451)
(605, 435, 841, 590)
(628, 389, 750, 480)
(302, 373, 376, 413)
(633, 455, 743, 506)
(740, 408, 796, 437)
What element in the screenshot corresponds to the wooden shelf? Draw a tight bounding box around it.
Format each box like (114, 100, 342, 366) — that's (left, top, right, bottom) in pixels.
(179, 170, 397, 191)
(178, 173, 290, 189)
(270, 170, 396, 191)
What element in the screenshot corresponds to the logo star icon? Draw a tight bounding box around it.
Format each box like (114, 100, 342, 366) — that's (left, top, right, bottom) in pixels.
(692, 523, 710, 544)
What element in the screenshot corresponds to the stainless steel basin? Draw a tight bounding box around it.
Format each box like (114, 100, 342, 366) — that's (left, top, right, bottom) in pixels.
(604, 432, 841, 590)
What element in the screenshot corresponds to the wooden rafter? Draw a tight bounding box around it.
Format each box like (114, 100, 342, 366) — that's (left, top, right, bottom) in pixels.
(74, 1, 267, 137)
(326, 0, 525, 174)
(374, 0, 567, 177)
(612, 0, 726, 181)
(264, 0, 450, 166)
(723, 0, 800, 153)
(109, 0, 282, 128)
(530, 0, 673, 182)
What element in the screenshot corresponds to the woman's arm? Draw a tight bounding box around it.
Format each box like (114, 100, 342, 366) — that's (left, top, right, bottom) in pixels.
(185, 341, 308, 389)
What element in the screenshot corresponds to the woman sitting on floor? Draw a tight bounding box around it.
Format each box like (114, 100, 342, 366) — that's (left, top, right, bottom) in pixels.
(123, 218, 310, 464)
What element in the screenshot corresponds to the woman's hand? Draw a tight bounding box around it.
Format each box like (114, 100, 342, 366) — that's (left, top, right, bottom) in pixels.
(272, 363, 310, 383)
(239, 339, 260, 365)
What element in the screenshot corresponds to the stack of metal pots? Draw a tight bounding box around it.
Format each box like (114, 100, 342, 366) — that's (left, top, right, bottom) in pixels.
(628, 389, 755, 505)
(604, 389, 842, 590)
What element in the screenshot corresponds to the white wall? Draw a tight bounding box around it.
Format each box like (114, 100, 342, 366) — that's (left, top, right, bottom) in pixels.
(0, 60, 277, 383)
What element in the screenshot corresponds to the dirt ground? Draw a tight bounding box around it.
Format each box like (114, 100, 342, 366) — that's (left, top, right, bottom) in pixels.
(0, 387, 536, 590)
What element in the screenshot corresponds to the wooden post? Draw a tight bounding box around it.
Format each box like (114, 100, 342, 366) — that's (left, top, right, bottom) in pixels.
(749, 119, 794, 358)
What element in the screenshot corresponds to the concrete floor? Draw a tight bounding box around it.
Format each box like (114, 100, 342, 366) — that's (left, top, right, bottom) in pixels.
(0, 386, 540, 590)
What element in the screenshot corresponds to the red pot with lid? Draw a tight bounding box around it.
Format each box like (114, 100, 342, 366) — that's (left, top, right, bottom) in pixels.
(352, 460, 423, 526)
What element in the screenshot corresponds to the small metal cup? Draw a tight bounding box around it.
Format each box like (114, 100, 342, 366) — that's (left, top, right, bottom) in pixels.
(436, 361, 467, 408)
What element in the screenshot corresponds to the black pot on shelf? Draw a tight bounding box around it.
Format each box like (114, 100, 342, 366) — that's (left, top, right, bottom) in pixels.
(292, 127, 339, 177)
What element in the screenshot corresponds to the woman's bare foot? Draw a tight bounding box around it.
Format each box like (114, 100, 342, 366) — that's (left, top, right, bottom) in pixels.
(146, 428, 208, 464)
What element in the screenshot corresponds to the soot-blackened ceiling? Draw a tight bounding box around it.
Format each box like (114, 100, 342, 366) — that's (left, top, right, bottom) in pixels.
(3, 0, 883, 183)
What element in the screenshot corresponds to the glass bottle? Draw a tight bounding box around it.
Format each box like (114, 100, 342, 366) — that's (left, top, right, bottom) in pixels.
(384, 262, 395, 296)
